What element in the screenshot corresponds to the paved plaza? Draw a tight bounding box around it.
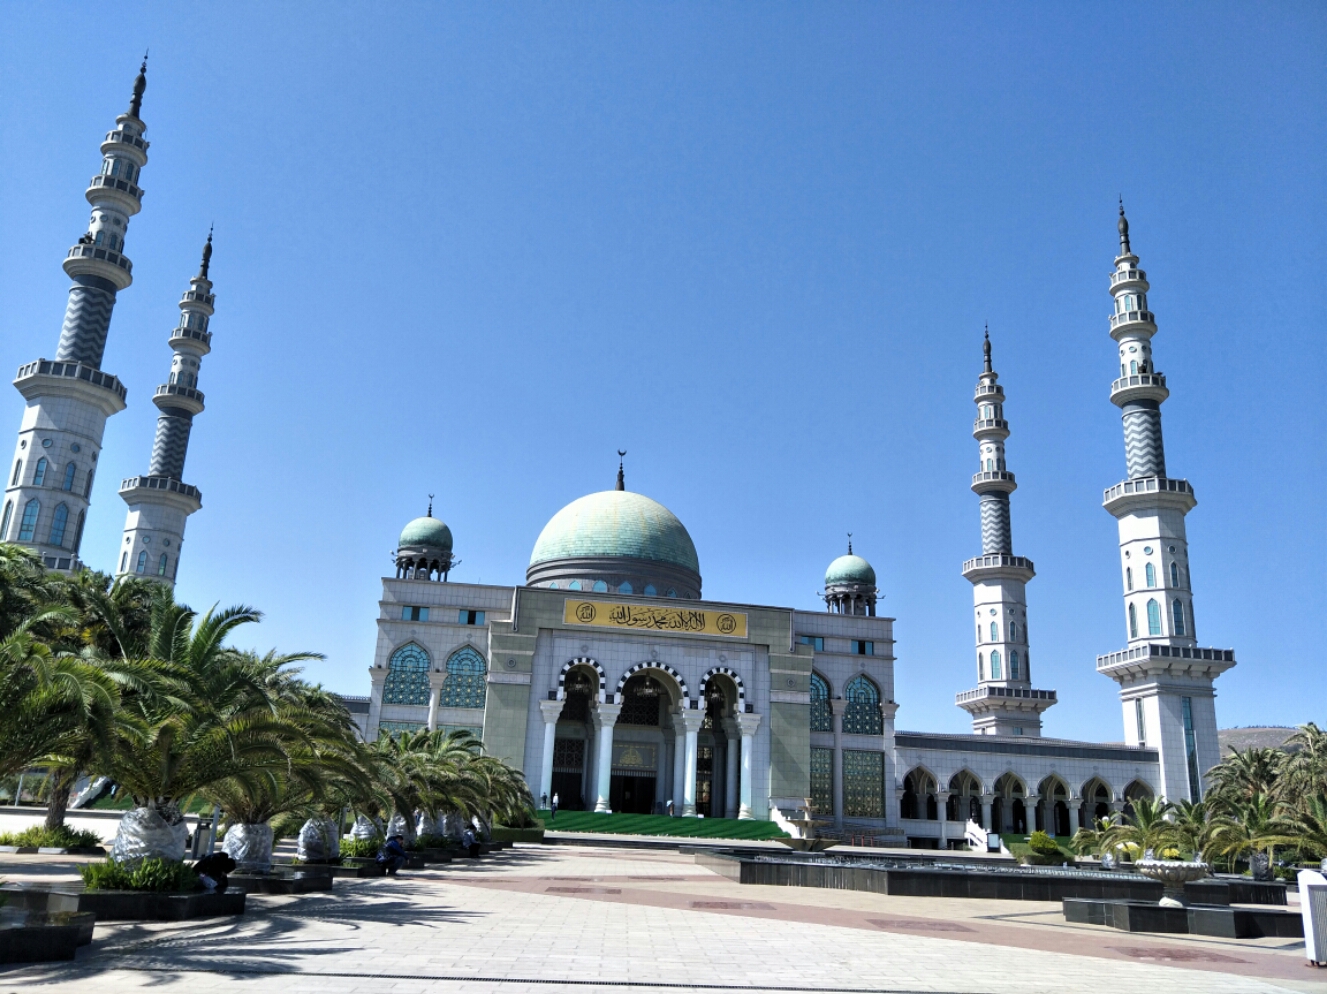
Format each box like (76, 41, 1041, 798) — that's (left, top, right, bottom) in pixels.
(3, 844, 1323, 994)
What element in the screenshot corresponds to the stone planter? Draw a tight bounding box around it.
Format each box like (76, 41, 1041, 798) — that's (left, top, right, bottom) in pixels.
(230, 867, 333, 895)
(77, 889, 245, 921)
(1135, 859, 1209, 908)
(0, 908, 96, 963)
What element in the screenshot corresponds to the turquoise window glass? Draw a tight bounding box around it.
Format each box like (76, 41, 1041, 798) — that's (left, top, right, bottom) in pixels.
(18, 499, 39, 541)
(978, 652, 984, 680)
(1170, 562, 1180, 586)
(809, 673, 831, 732)
(441, 646, 486, 709)
(33, 458, 47, 486)
(0, 501, 11, 540)
(568, 580, 581, 591)
(48, 503, 68, 547)
(1147, 598, 1161, 635)
(1145, 563, 1156, 587)
(592, 580, 608, 592)
(643, 584, 656, 596)
(990, 622, 999, 641)
(990, 649, 1002, 679)
(61, 463, 76, 491)
(383, 642, 431, 705)
(1129, 603, 1138, 638)
(158, 553, 168, 577)
(135, 551, 147, 573)
(1172, 599, 1186, 636)
(1009, 649, 1019, 680)
(843, 676, 882, 735)
(618, 582, 633, 594)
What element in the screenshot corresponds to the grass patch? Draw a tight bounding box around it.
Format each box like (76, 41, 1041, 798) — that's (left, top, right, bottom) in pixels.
(79, 857, 199, 893)
(537, 810, 788, 840)
(0, 825, 103, 849)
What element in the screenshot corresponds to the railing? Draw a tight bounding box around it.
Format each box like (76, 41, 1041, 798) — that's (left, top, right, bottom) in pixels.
(120, 475, 200, 500)
(66, 244, 132, 274)
(169, 327, 213, 347)
(973, 383, 1005, 399)
(1110, 372, 1167, 395)
(181, 290, 215, 305)
(14, 359, 127, 402)
(955, 685, 1056, 704)
(103, 129, 148, 151)
(1110, 268, 1147, 286)
(1102, 476, 1193, 504)
(962, 553, 1034, 573)
(971, 470, 1016, 487)
(87, 174, 143, 200)
(972, 417, 1009, 433)
(155, 383, 205, 404)
(1096, 643, 1235, 670)
(1109, 310, 1155, 329)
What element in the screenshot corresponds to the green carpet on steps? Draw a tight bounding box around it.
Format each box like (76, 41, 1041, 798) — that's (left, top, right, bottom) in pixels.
(536, 809, 788, 839)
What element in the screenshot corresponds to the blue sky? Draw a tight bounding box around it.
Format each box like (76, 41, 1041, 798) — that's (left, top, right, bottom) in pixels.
(1, 4, 1322, 741)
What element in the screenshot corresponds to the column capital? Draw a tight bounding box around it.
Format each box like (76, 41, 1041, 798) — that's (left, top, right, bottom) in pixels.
(736, 712, 762, 737)
(592, 702, 623, 731)
(539, 699, 563, 724)
(428, 671, 446, 691)
(830, 704, 844, 734)
(676, 707, 706, 734)
(369, 666, 387, 687)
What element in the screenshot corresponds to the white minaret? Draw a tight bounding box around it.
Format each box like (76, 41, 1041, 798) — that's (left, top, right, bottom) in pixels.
(115, 235, 214, 585)
(1096, 204, 1234, 802)
(956, 329, 1056, 736)
(1, 61, 149, 570)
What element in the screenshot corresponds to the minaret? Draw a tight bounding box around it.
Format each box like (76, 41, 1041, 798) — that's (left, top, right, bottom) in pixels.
(115, 234, 214, 584)
(1096, 206, 1234, 801)
(956, 329, 1056, 735)
(1, 61, 149, 570)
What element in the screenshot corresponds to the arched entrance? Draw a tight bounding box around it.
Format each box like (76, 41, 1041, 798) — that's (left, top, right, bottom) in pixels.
(551, 667, 596, 810)
(609, 674, 666, 814)
(698, 675, 739, 817)
(993, 773, 1026, 833)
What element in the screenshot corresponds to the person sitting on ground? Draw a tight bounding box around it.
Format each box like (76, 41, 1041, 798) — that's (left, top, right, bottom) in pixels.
(193, 851, 237, 893)
(377, 833, 408, 875)
(462, 826, 480, 859)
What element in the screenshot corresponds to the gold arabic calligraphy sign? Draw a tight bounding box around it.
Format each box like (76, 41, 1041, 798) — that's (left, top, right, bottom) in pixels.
(563, 600, 748, 638)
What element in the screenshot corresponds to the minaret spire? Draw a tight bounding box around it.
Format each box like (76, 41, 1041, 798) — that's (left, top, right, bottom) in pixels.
(3, 61, 152, 570)
(116, 233, 215, 585)
(1096, 210, 1234, 801)
(616, 450, 626, 491)
(956, 327, 1056, 736)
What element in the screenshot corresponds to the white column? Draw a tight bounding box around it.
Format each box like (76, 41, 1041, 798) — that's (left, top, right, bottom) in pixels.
(831, 703, 844, 830)
(367, 667, 387, 739)
(426, 672, 445, 732)
(980, 794, 994, 833)
(1024, 794, 1038, 834)
(537, 699, 562, 806)
(670, 712, 687, 812)
(679, 708, 705, 816)
(937, 791, 950, 849)
(590, 702, 621, 813)
(722, 717, 740, 818)
(736, 712, 762, 819)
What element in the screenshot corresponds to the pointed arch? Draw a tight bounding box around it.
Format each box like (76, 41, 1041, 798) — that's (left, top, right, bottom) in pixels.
(441, 646, 487, 709)
(1146, 598, 1161, 635)
(699, 666, 746, 709)
(614, 661, 688, 705)
(383, 641, 432, 705)
(33, 457, 47, 486)
(47, 503, 69, 547)
(0, 500, 11, 541)
(1128, 602, 1138, 638)
(842, 674, 882, 735)
(61, 463, 76, 491)
(809, 671, 831, 732)
(557, 657, 607, 702)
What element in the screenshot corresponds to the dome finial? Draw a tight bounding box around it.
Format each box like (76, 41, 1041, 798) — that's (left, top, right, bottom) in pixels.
(198, 226, 213, 279)
(128, 52, 148, 119)
(847, 531, 853, 555)
(983, 324, 992, 373)
(1118, 196, 1131, 254)
(427, 493, 434, 517)
(616, 449, 626, 491)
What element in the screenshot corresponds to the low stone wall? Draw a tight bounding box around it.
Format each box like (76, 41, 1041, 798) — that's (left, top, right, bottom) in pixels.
(0, 805, 201, 845)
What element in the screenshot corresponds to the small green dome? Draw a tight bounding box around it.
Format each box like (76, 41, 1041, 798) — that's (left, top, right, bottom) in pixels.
(825, 553, 875, 587)
(399, 515, 453, 553)
(530, 491, 699, 573)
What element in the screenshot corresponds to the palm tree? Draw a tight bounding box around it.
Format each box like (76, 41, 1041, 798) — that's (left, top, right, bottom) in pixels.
(1102, 796, 1176, 859)
(1279, 724, 1327, 803)
(1206, 793, 1281, 876)
(1170, 799, 1214, 859)
(1070, 816, 1117, 858)
(1205, 747, 1282, 813)
(1267, 794, 1327, 863)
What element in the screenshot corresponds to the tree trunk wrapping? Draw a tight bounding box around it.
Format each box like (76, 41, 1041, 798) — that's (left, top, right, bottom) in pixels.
(110, 803, 188, 866)
(222, 821, 274, 873)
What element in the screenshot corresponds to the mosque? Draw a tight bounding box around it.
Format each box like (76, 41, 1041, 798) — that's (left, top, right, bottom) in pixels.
(3, 65, 1237, 845)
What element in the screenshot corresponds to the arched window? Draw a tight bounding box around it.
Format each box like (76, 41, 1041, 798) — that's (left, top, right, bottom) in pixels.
(441, 646, 487, 709)
(618, 582, 633, 594)
(33, 458, 47, 486)
(158, 553, 169, 577)
(17, 499, 39, 541)
(84, 470, 94, 497)
(568, 580, 581, 591)
(985, 458, 993, 471)
(643, 584, 657, 596)
(977, 653, 984, 680)
(1146, 598, 1161, 635)
(809, 673, 831, 732)
(666, 588, 677, 598)
(546, 582, 558, 588)
(843, 675, 882, 735)
(1145, 562, 1156, 587)
(1170, 562, 1180, 587)
(72, 511, 85, 554)
(1010, 650, 1020, 680)
(10, 461, 20, 485)
(1130, 360, 1138, 374)
(976, 624, 982, 642)
(1172, 599, 1186, 636)
(61, 463, 76, 491)
(1009, 621, 1018, 642)
(383, 642, 431, 705)
(990, 621, 999, 641)
(1126, 566, 1132, 590)
(592, 580, 608, 592)
(990, 650, 1002, 679)
(0, 501, 11, 540)
(1129, 603, 1138, 638)
(120, 552, 128, 573)
(135, 550, 148, 573)
(48, 503, 69, 547)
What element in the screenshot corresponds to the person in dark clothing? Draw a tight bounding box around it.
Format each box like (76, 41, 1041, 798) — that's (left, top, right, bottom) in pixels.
(377, 834, 408, 875)
(461, 827, 480, 859)
(193, 852, 237, 893)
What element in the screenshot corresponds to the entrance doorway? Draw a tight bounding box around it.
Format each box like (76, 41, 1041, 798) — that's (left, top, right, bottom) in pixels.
(551, 738, 586, 810)
(695, 745, 714, 816)
(610, 773, 656, 814)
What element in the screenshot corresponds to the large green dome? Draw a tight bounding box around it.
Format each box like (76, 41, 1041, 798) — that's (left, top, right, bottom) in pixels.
(825, 553, 875, 587)
(399, 515, 453, 553)
(530, 491, 699, 573)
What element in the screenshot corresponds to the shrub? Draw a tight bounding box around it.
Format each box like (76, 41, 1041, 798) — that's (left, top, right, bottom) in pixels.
(491, 826, 544, 844)
(340, 837, 380, 858)
(79, 858, 199, 893)
(1028, 831, 1060, 856)
(0, 825, 104, 849)
(412, 833, 450, 850)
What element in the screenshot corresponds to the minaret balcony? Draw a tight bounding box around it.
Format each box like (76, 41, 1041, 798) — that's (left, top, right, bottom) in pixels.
(14, 358, 127, 415)
(973, 383, 1005, 402)
(970, 469, 1016, 494)
(1096, 642, 1235, 682)
(119, 475, 202, 512)
(1108, 310, 1156, 340)
(102, 129, 149, 153)
(1109, 267, 1149, 289)
(85, 175, 144, 215)
(64, 244, 134, 288)
(1103, 476, 1196, 515)
(961, 553, 1034, 582)
(181, 290, 216, 309)
(153, 383, 205, 415)
(972, 417, 1009, 439)
(955, 685, 1056, 705)
(1109, 372, 1169, 405)
(169, 327, 213, 353)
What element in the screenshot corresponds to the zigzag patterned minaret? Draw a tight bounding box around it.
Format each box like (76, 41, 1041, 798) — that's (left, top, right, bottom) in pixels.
(955, 329, 1056, 736)
(1096, 205, 1234, 801)
(115, 235, 214, 585)
(1, 61, 150, 571)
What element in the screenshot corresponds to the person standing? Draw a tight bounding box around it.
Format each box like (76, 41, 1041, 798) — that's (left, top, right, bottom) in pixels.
(551, 792, 559, 823)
